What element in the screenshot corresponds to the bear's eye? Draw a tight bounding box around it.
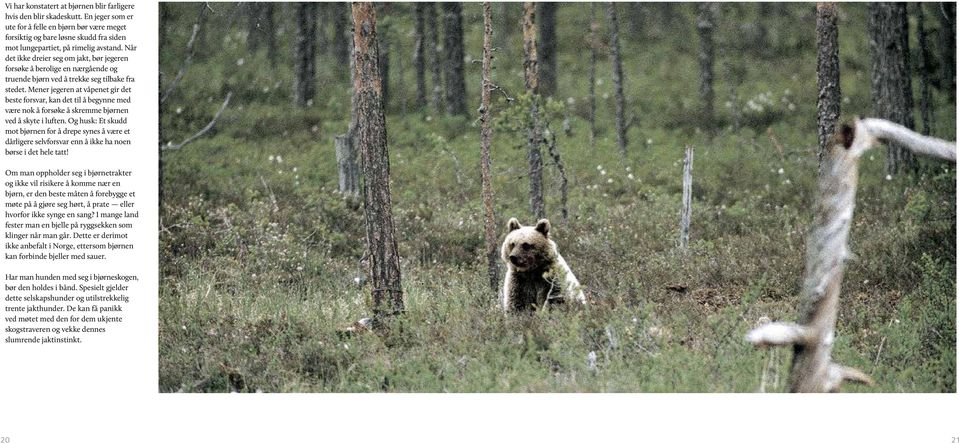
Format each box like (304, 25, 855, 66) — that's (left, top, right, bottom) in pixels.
(509, 242, 515, 249)
(521, 242, 531, 250)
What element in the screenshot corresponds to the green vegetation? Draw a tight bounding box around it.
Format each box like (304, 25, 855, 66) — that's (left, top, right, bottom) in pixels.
(159, 3, 955, 392)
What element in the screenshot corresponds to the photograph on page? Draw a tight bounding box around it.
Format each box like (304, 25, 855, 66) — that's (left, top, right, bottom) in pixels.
(157, 2, 956, 393)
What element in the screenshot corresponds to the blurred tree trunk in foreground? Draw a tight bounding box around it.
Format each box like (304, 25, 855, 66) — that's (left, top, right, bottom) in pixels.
(351, 2, 404, 321)
(538, 2, 557, 97)
(443, 3, 467, 116)
(816, 2, 841, 171)
(293, 2, 318, 107)
(608, 2, 627, 157)
(480, 1, 499, 293)
(868, 2, 915, 175)
(747, 117, 956, 392)
(523, 2, 545, 220)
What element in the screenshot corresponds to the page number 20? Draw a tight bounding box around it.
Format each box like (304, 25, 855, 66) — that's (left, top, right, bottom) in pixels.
(1, 436, 10, 443)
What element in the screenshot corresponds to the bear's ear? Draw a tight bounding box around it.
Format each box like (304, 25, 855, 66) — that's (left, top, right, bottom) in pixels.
(535, 219, 550, 236)
(507, 218, 521, 232)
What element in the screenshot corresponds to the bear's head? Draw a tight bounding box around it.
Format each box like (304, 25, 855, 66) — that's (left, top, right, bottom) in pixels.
(501, 218, 554, 272)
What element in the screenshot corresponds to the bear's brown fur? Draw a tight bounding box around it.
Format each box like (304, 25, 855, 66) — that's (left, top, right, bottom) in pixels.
(500, 218, 585, 312)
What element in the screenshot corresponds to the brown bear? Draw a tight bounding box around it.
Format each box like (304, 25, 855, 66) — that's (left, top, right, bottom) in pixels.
(500, 217, 586, 312)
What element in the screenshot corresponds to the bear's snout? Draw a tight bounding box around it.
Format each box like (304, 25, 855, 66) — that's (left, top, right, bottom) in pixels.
(509, 255, 521, 266)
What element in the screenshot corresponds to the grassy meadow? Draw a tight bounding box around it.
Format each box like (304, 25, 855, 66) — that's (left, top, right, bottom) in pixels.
(158, 3, 956, 392)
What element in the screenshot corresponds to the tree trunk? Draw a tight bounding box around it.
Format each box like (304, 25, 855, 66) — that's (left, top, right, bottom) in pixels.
(247, 3, 263, 53)
(263, 3, 277, 67)
(545, 125, 569, 223)
(625, 3, 645, 36)
(816, 3, 841, 171)
(159, 2, 169, 51)
(192, 0, 210, 61)
(523, 2, 545, 220)
(335, 134, 360, 198)
(538, 2, 558, 97)
(868, 2, 916, 175)
(756, 3, 772, 55)
(413, 3, 428, 110)
(608, 3, 628, 157)
(159, 3, 168, 211)
(679, 145, 693, 249)
(774, 124, 871, 392)
(939, 2, 956, 101)
(587, 3, 598, 148)
(293, 2, 318, 108)
(697, 3, 716, 129)
(916, 3, 934, 135)
(377, 5, 390, 112)
(480, 1, 500, 293)
(442, 3, 468, 116)
(660, 3, 676, 30)
(351, 2, 404, 321)
(426, 3, 443, 112)
(318, 3, 331, 55)
(332, 2, 351, 68)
